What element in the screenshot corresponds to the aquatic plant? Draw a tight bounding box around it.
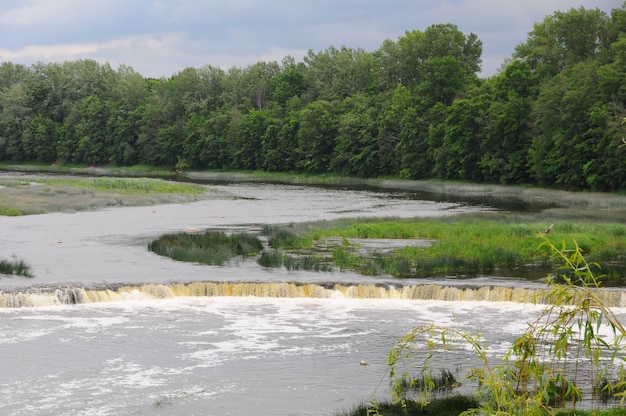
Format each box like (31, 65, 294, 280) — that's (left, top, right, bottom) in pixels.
(263, 219, 626, 282)
(375, 236, 626, 415)
(258, 250, 333, 271)
(334, 395, 479, 416)
(0, 256, 33, 278)
(398, 369, 461, 394)
(149, 231, 263, 265)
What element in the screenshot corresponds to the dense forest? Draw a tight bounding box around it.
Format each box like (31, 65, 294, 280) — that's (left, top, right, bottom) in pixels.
(1, 5, 626, 191)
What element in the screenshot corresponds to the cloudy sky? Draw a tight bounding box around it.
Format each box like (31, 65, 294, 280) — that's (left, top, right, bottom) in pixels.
(0, 0, 621, 79)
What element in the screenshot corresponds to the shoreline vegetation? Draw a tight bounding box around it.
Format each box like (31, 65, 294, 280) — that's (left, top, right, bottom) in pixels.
(0, 169, 213, 216)
(4, 163, 626, 213)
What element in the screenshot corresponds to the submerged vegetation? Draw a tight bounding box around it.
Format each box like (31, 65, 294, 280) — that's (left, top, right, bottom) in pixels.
(149, 230, 263, 265)
(0, 256, 33, 278)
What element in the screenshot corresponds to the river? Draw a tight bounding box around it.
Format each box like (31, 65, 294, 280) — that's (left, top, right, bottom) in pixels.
(0, 180, 624, 415)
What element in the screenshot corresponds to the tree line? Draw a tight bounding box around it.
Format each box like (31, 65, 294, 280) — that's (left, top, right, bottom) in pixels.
(1, 5, 625, 191)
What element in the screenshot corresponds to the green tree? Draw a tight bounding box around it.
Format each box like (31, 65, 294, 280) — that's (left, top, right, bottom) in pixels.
(397, 23, 482, 90)
(303, 46, 376, 101)
(479, 60, 536, 184)
(0, 83, 30, 160)
(60, 95, 111, 164)
(331, 94, 380, 177)
(22, 116, 57, 163)
(296, 100, 338, 173)
(515, 6, 613, 79)
(233, 109, 267, 170)
(270, 57, 307, 108)
(530, 61, 604, 189)
(432, 99, 485, 181)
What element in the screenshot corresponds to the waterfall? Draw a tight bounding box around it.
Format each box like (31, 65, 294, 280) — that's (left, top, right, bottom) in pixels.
(0, 281, 625, 308)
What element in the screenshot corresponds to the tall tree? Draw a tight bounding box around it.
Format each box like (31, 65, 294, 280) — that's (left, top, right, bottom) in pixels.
(514, 7, 613, 79)
(331, 94, 380, 177)
(296, 100, 338, 173)
(397, 23, 482, 90)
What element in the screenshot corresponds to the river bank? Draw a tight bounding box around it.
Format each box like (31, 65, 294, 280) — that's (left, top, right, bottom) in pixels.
(3, 164, 626, 220)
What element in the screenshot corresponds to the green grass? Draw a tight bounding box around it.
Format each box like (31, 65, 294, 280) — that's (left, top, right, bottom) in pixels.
(336, 400, 626, 416)
(0, 206, 24, 216)
(335, 395, 480, 416)
(0, 256, 33, 277)
(0, 175, 212, 215)
(149, 231, 263, 265)
(44, 177, 205, 194)
(261, 218, 626, 282)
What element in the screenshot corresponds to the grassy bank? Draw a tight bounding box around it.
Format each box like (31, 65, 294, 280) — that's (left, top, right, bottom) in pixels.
(335, 395, 479, 416)
(44, 176, 205, 194)
(6, 164, 626, 213)
(0, 175, 211, 215)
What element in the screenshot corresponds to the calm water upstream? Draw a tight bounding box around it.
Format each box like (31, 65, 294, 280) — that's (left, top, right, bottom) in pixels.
(1, 180, 624, 415)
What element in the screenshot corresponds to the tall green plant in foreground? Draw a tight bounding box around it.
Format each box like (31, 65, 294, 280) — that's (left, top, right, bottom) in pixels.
(379, 236, 626, 415)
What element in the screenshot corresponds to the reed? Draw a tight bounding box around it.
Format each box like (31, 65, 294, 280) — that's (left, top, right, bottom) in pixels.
(262, 225, 313, 249)
(258, 251, 333, 271)
(149, 231, 263, 265)
(334, 395, 479, 416)
(0, 256, 33, 278)
(399, 369, 461, 393)
(265, 218, 626, 281)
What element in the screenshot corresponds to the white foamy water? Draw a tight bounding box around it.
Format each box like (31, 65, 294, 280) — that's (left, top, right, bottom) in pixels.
(0, 297, 553, 416)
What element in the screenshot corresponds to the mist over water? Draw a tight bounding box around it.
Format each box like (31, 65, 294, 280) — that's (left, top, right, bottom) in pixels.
(1, 179, 623, 415)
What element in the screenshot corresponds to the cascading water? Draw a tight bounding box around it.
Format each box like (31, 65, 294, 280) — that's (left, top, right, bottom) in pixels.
(2, 281, 626, 308)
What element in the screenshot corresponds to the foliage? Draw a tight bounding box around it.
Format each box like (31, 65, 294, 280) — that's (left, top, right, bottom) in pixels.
(148, 231, 263, 265)
(378, 236, 626, 415)
(0, 5, 625, 190)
